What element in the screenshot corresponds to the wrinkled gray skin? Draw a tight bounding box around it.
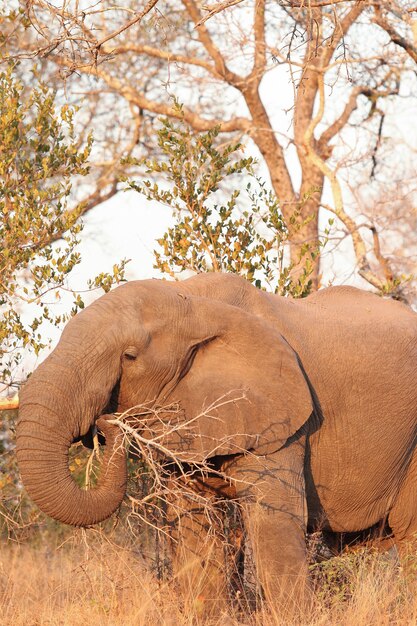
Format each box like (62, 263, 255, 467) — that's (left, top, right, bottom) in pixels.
(16, 273, 417, 608)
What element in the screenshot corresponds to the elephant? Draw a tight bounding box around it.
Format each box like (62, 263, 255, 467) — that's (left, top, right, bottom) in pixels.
(16, 272, 417, 611)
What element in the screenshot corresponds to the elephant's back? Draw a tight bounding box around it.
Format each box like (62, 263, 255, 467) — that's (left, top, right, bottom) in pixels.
(302, 285, 415, 324)
(274, 287, 417, 533)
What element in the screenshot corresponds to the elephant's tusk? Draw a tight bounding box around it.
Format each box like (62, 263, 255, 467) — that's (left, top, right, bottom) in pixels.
(93, 428, 100, 458)
(84, 427, 101, 488)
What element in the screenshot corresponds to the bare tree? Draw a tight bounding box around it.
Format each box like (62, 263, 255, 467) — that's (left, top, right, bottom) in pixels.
(5, 1, 417, 297)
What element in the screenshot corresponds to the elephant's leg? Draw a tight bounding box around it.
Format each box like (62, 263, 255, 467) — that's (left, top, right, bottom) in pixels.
(225, 436, 311, 614)
(388, 449, 417, 574)
(167, 482, 228, 616)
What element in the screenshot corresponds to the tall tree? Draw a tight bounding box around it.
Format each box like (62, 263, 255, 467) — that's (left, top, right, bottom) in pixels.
(4, 1, 417, 298)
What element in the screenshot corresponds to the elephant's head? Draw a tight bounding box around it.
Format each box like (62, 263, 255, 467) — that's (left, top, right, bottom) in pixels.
(16, 277, 313, 527)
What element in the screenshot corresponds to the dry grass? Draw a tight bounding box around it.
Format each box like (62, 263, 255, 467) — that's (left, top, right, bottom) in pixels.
(1, 531, 417, 626)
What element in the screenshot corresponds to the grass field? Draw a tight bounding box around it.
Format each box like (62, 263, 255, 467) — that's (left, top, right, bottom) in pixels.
(1, 530, 417, 626)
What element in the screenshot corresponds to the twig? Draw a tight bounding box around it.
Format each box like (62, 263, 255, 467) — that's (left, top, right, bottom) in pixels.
(197, 0, 360, 26)
(94, 0, 160, 51)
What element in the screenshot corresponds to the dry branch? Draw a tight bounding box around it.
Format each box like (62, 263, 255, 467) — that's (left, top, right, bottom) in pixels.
(105, 393, 249, 534)
(94, 0, 160, 51)
(197, 0, 361, 26)
(374, 7, 417, 64)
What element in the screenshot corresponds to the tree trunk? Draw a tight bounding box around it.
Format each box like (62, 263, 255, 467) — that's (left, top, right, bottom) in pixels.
(289, 166, 324, 289)
(243, 87, 322, 290)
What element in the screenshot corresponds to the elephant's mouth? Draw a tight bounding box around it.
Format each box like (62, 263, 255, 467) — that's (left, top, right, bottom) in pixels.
(73, 380, 121, 449)
(72, 423, 106, 449)
(84, 423, 107, 449)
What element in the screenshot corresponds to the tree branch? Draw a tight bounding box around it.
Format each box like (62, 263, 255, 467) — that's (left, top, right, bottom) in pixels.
(95, 0, 160, 51)
(318, 88, 360, 149)
(321, 2, 366, 67)
(196, 0, 244, 26)
(304, 74, 393, 292)
(197, 0, 362, 26)
(248, 0, 267, 87)
(101, 44, 221, 79)
(374, 7, 417, 64)
(45, 179, 120, 246)
(370, 225, 394, 282)
(51, 56, 252, 133)
(322, 203, 386, 289)
(182, 0, 243, 86)
(286, 0, 362, 6)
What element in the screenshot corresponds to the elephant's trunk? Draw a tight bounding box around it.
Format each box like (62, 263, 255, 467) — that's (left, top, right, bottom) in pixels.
(16, 354, 127, 526)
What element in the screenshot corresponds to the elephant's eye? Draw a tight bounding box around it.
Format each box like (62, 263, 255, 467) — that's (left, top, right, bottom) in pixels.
(123, 346, 138, 361)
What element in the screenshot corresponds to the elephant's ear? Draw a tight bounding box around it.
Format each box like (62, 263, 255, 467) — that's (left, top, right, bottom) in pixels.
(160, 295, 313, 459)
